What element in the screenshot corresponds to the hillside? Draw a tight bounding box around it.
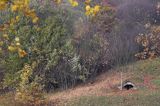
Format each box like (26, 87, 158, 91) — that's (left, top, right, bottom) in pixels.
(48, 58, 160, 106)
(0, 0, 160, 106)
(1, 58, 160, 106)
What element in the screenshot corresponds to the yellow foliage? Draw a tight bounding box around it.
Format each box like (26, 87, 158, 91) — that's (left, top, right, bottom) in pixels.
(0, 0, 38, 58)
(54, 0, 62, 4)
(3, 34, 9, 39)
(0, 41, 3, 46)
(11, 5, 19, 12)
(85, 5, 101, 16)
(93, 5, 100, 14)
(15, 16, 20, 21)
(18, 48, 27, 58)
(32, 17, 39, 24)
(86, 5, 91, 11)
(15, 37, 20, 42)
(16, 42, 21, 46)
(69, 0, 79, 7)
(8, 46, 17, 52)
(10, 0, 38, 24)
(15, 64, 44, 105)
(0, 0, 7, 10)
(85, 0, 91, 5)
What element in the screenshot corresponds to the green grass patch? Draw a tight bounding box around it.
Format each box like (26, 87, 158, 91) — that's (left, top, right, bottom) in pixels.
(67, 91, 160, 106)
(132, 58, 160, 76)
(152, 76, 160, 87)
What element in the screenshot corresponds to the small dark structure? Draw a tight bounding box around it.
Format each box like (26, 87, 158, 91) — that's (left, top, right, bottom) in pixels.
(123, 81, 136, 90)
(118, 81, 137, 90)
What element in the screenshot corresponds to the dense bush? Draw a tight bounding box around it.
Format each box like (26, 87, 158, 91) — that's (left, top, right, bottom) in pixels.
(0, 1, 107, 92)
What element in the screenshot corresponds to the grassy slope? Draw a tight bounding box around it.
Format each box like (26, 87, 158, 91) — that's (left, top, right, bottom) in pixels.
(1, 58, 160, 106)
(66, 58, 160, 106)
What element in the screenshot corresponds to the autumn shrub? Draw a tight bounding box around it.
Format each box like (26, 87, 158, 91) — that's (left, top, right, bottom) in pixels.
(0, 13, 34, 89)
(0, 0, 45, 104)
(15, 64, 44, 105)
(135, 25, 160, 60)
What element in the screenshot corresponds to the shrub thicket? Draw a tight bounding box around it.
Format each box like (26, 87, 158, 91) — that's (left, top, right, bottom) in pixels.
(0, 1, 107, 93)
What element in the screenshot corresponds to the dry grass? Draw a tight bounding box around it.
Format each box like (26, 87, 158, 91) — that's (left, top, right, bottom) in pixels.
(48, 72, 133, 105)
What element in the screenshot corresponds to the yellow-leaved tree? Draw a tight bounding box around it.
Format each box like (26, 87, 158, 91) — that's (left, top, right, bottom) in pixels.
(0, 0, 103, 58)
